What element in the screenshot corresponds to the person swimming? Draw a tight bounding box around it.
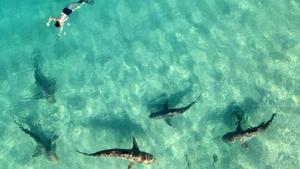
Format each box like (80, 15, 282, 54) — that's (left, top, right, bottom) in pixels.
(47, 0, 94, 38)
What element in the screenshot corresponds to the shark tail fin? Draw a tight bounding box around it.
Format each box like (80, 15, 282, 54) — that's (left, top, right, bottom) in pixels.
(76, 150, 92, 156)
(187, 95, 202, 108)
(270, 113, 277, 121)
(13, 117, 25, 131)
(263, 113, 277, 127)
(195, 95, 202, 102)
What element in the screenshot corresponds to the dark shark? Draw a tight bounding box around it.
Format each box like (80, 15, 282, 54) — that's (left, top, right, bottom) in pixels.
(222, 113, 276, 144)
(149, 96, 200, 126)
(77, 137, 155, 169)
(14, 120, 59, 163)
(33, 53, 56, 103)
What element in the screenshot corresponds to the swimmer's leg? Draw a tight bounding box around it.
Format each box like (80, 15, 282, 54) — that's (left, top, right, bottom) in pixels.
(78, 0, 94, 5)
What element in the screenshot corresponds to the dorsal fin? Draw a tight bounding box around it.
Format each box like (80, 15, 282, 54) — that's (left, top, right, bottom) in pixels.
(132, 137, 140, 151)
(236, 120, 243, 132)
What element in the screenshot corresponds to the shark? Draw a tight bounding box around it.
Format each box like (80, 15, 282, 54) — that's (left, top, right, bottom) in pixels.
(77, 137, 155, 169)
(14, 119, 59, 163)
(149, 96, 200, 126)
(222, 113, 277, 145)
(32, 52, 56, 103)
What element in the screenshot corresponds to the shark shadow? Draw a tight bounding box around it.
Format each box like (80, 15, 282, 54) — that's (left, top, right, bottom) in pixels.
(31, 50, 56, 104)
(222, 98, 259, 128)
(85, 113, 145, 139)
(145, 86, 192, 112)
(13, 117, 59, 163)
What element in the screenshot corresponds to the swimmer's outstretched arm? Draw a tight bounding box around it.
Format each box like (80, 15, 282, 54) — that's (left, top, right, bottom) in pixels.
(47, 17, 57, 26)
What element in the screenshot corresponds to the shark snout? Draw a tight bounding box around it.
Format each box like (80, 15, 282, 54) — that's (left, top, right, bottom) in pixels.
(143, 154, 155, 164)
(149, 112, 162, 119)
(222, 133, 235, 143)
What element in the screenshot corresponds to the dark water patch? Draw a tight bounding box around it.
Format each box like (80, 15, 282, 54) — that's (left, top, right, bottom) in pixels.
(97, 6, 113, 29)
(67, 95, 86, 110)
(52, 43, 72, 60)
(221, 98, 259, 128)
(147, 11, 163, 29)
(168, 34, 188, 57)
(124, 0, 144, 14)
(84, 113, 145, 139)
(68, 71, 86, 89)
(210, 69, 224, 82)
(99, 54, 113, 66)
(214, 0, 232, 15)
(154, 0, 175, 22)
(9, 99, 39, 117)
(239, 97, 260, 115)
(0, 65, 8, 80)
(221, 102, 240, 128)
(84, 51, 96, 65)
(0, 122, 7, 139)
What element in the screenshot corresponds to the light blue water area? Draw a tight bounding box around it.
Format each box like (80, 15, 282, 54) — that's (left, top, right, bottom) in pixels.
(0, 0, 300, 168)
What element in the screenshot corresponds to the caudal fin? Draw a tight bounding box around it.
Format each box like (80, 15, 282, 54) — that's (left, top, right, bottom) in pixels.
(76, 150, 91, 156)
(271, 113, 277, 120)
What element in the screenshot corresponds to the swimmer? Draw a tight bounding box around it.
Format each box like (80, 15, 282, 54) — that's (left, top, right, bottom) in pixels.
(47, 0, 94, 38)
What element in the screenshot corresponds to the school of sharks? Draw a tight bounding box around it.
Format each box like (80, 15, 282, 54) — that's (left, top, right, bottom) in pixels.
(7, 2, 279, 169)
(9, 49, 277, 169)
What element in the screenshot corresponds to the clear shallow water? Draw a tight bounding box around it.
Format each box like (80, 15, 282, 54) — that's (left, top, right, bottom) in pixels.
(0, 0, 300, 169)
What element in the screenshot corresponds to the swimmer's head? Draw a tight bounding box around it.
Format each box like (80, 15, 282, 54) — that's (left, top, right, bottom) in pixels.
(55, 21, 60, 27)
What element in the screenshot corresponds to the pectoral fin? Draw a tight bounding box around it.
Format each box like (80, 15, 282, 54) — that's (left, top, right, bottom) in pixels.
(32, 145, 43, 157)
(32, 91, 44, 99)
(241, 142, 249, 148)
(51, 134, 59, 145)
(128, 162, 135, 169)
(164, 118, 173, 127)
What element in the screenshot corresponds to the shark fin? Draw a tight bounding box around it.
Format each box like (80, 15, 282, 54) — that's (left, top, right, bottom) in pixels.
(128, 162, 135, 169)
(164, 118, 173, 127)
(132, 137, 140, 151)
(236, 120, 243, 132)
(32, 145, 43, 157)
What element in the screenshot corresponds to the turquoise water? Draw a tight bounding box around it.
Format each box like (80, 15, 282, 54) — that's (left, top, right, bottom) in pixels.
(1, 0, 300, 168)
